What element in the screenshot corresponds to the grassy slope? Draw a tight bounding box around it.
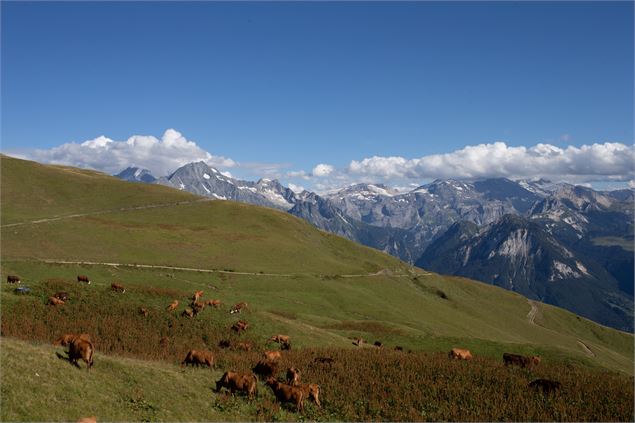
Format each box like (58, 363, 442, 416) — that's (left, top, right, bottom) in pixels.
(2, 337, 633, 422)
(0, 338, 257, 422)
(0, 155, 633, 376)
(0, 155, 198, 224)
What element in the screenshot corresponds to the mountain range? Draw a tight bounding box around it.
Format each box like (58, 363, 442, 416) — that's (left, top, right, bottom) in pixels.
(116, 163, 634, 331)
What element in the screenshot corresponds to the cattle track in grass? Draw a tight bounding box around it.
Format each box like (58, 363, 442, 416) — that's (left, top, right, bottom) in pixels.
(28, 259, 420, 279)
(0, 198, 212, 228)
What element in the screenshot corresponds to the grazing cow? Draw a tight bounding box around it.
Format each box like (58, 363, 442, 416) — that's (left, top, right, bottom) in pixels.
(231, 320, 249, 333)
(54, 291, 70, 301)
(7, 275, 21, 284)
(269, 334, 290, 344)
(77, 275, 90, 284)
(352, 337, 365, 347)
(503, 353, 541, 368)
(253, 359, 278, 379)
(235, 342, 253, 351)
(181, 349, 214, 368)
(76, 416, 97, 423)
(218, 339, 232, 349)
(192, 290, 204, 302)
(265, 377, 305, 412)
(374, 341, 383, 348)
(47, 296, 65, 306)
(448, 348, 473, 360)
(394, 346, 403, 352)
(139, 307, 149, 317)
(299, 383, 321, 408)
(207, 299, 222, 308)
(215, 371, 258, 399)
(313, 357, 334, 366)
(110, 283, 125, 293)
(191, 301, 206, 315)
(68, 337, 94, 371)
(529, 379, 561, 394)
(286, 367, 301, 386)
(230, 302, 248, 314)
(182, 308, 194, 318)
(264, 351, 282, 362)
(53, 333, 92, 347)
(166, 300, 179, 312)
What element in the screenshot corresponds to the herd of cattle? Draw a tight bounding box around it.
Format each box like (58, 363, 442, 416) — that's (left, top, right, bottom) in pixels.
(6, 272, 563, 420)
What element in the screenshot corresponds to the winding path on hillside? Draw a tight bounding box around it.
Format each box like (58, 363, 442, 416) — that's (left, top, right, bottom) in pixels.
(20, 258, 422, 279)
(0, 199, 212, 228)
(526, 300, 539, 325)
(527, 299, 596, 357)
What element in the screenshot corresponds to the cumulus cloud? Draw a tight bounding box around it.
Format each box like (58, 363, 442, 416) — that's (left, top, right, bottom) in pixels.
(287, 183, 305, 193)
(28, 129, 236, 176)
(347, 142, 635, 183)
(312, 163, 335, 177)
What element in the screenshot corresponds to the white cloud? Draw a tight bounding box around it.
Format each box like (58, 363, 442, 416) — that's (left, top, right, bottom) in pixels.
(347, 142, 634, 183)
(28, 129, 236, 176)
(287, 183, 305, 193)
(312, 163, 335, 177)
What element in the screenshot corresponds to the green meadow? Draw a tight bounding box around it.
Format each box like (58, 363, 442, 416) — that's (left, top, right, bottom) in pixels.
(1, 155, 633, 421)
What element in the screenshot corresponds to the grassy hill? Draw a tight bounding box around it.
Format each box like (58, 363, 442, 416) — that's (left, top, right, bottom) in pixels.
(1, 155, 633, 421)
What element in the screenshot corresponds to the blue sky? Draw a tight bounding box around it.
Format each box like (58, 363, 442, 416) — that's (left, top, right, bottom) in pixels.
(1, 1, 633, 191)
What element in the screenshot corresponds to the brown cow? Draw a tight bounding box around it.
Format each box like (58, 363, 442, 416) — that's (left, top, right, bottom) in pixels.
(231, 320, 249, 333)
(182, 308, 194, 318)
(192, 290, 204, 302)
(313, 357, 334, 366)
(110, 283, 125, 293)
(264, 351, 282, 362)
(299, 383, 321, 408)
(529, 378, 561, 394)
(76, 416, 97, 423)
(265, 378, 305, 412)
(166, 300, 179, 312)
(235, 342, 253, 351)
(181, 349, 214, 368)
(68, 337, 94, 371)
(286, 367, 301, 386)
(253, 359, 278, 379)
(139, 307, 149, 317)
(230, 302, 248, 314)
(7, 275, 21, 284)
(54, 291, 70, 301)
(352, 337, 365, 347)
(207, 299, 222, 308)
(77, 275, 90, 284)
(191, 301, 206, 315)
(47, 296, 65, 306)
(269, 334, 290, 344)
(215, 371, 258, 399)
(448, 348, 473, 360)
(46, 297, 64, 305)
(503, 353, 541, 368)
(53, 333, 92, 347)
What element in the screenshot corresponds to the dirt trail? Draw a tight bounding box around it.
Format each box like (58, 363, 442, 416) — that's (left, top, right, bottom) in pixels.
(1, 199, 211, 228)
(29, 259, 415, 279)
(526, 300, 539, 325)
(577, 340, 596, 357)
(527, 300, 596, 358)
